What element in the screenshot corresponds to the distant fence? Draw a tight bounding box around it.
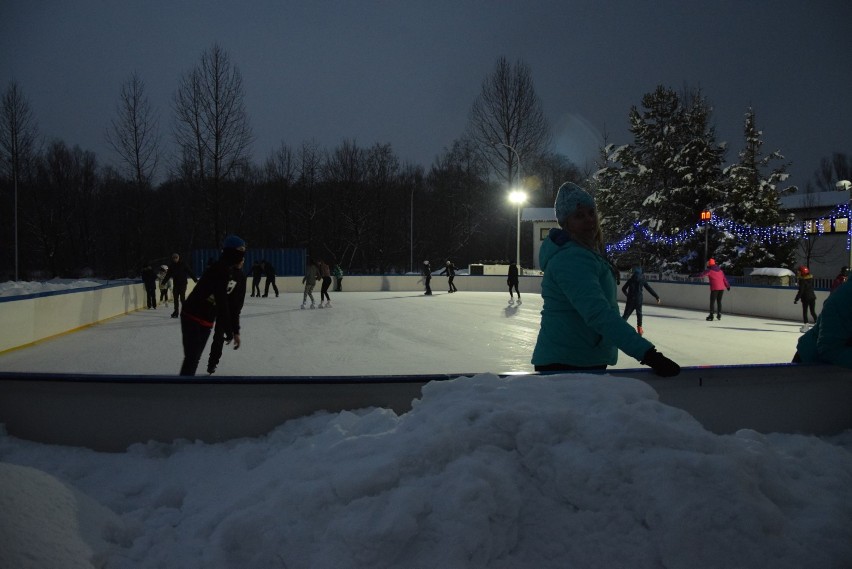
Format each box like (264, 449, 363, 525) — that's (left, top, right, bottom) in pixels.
(191, 248, 306, 277)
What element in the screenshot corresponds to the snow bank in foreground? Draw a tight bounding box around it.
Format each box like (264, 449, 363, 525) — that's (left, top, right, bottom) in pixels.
(1, 374, 851, 569)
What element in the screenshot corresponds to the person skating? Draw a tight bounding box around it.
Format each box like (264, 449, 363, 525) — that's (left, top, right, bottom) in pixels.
(621, 266, 661, 336)
(317, 258, 332, 308)
(422, 260, 433, 295)
(157, 265, 171, 307)
(440, 260, 458, 293)
(692, 259, 731, 321)
(178, 235, 247, 376)
(262, 261, 279, 298)
(250, 260, 263, 297)
(507, 262, 521, 304)
(531, 182, 680, 377)
(301, 257, 320, 309)
(162, 253, 197, 318)
(333, 263, 344, 292)
(829, 266, 848, 295)
(794, 266, 818, 332)
(206, 258, 247, 375)
(140, 263, 157, 309)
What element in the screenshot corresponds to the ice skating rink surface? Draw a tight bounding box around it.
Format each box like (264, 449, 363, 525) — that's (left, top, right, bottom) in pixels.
(0, 291, 805, 376)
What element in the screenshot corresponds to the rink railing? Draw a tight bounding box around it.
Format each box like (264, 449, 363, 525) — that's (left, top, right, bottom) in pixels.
(0, 364, 849, 451)
(0, 276, 831, 354)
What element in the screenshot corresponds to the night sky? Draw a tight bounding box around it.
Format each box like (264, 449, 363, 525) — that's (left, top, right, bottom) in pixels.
(2, 0, 850, 190)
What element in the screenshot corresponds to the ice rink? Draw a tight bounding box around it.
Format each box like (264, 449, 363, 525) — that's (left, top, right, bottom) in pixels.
(0, 290, 805, 376)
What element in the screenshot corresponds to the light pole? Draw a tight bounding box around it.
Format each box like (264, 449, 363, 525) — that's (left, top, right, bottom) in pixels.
(509, 190, 527, 269)
(836, 180, 852, 270)
(410, 185, 414, 274)
(497, 142, 525, 266)
(701, 209, 712, 266)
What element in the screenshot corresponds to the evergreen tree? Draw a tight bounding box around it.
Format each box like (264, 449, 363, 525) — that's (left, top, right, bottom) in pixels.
(714, 108, 797, 274)
(595, 86, 726, 272)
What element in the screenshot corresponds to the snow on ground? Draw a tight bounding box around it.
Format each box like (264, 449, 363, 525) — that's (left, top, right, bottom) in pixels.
(1, 286, 850, 568)
(0, 278, 108, 297)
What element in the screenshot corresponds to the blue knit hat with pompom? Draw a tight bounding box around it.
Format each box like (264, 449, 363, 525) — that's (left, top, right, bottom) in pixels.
(554, 182, 595, 224)
(222, 235, 246, 250)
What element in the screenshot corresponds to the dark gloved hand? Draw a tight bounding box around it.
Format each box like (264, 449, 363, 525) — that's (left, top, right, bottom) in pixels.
(794, 299, 798, 304)
(726, 287, 731, 292)
(641, 348, 681, 377)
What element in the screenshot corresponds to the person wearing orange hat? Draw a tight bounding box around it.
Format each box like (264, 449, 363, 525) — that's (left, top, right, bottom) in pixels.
(692, 258, 731, 321)
(794, 266, 818, 332)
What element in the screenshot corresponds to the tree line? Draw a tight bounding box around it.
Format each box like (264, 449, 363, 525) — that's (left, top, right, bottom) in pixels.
(0, 45, 843, 280)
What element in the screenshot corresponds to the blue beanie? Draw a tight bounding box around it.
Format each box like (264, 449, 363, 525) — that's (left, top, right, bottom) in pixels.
(222, 235, 246, 250)
(554, 182, 595, 224)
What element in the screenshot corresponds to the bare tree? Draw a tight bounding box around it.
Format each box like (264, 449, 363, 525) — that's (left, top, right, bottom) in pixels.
(0, 81, 39, 280)
(467, 56, 551, 189)
(106, 72, 160, 187)
(173, 43, 253, 243)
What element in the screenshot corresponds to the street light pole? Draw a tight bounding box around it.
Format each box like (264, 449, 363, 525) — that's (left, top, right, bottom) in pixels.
(410, 185, 414, 274)
(701, 209, 712, 265)
(497, 142, 525, 267)
(836, 180, 852, 270)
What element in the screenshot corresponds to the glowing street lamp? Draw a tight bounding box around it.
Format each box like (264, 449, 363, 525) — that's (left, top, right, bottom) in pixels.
(836, 180, 851, 270)
(496, 142, 525, 266)
(509, 190, 527, 269)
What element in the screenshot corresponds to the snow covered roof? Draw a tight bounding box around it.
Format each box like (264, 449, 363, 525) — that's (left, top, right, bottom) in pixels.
(779, 191, 848, 211)
(521, 208, 556, 222)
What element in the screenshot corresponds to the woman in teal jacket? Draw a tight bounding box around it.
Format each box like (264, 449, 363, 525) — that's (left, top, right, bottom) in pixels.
(794, 279, 852, 368)
(531, 182, 680, 376)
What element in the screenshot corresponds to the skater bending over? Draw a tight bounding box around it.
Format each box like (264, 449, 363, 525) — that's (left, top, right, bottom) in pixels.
(178, 236, 246, 376)
(531, 182, 680, 377)
(207, 258, 247, 374)
(621, 266, 660, 336)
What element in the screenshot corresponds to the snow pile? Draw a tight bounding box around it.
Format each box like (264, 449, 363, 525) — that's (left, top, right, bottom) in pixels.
(0, 279, 107, 298)
(1, 374, 851, 569)
(749, 268, 795, 277)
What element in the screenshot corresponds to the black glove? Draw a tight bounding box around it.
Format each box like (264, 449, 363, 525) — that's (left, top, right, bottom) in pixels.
(794, 299, 798, 304)
(641, 348, 681, 377)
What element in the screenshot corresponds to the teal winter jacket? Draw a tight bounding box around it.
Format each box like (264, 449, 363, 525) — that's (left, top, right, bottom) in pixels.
(532, 229, 653, 367)
(796, 280, 852, 368)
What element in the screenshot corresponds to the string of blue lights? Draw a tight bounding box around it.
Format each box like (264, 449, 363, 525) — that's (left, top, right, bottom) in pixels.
(605, 203, 852, 254)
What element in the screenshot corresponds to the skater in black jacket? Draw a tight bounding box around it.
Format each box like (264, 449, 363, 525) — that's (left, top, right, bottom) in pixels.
(162, 252, 197, 318)
(507, 262, 520, 303)
(178, 235, 247, 376)
(207, 261, 247, 374)
(621, 267, 661, 336)
(250, 260, 263, 297)
(141, 263, 157, 309)
(794, 266, 818, 332)
(263, 261, 279, 297)
(440, 260, 458, 292)
(421, 260, 433, 295)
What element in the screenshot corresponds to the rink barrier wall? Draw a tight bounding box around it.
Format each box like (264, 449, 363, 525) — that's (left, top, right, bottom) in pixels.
(0, 364, 849, 451)
(0, 276, 823, 354)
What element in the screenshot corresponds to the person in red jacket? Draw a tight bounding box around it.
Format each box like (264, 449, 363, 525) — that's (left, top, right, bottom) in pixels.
(693, 258, 731, 321)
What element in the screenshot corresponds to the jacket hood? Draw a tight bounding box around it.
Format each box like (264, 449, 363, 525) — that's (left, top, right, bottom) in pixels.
(540, 228, 572, 270)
